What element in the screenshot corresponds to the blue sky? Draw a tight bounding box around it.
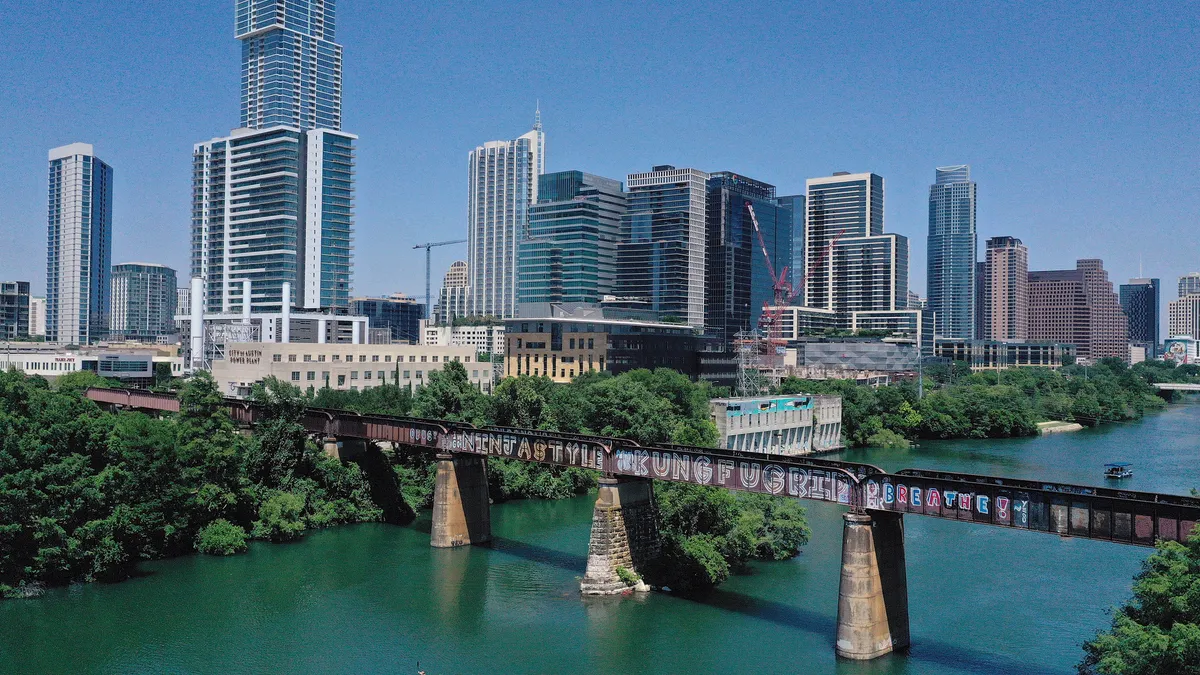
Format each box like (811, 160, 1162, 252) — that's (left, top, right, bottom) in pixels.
(1, 1, 1197, 311)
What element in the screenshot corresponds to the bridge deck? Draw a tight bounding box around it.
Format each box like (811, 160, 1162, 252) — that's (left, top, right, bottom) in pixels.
(85, 387, 1200, 547)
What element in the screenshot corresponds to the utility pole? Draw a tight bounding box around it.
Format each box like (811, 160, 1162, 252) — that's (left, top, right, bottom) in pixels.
(412, 239, 466, 319)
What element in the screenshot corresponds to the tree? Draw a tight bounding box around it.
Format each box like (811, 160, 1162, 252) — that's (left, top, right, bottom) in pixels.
(252, 492, 307, 542)
(196, 520, 248, 556)
(412, 361, 487, 424)
(1080, 528, 1200, 674)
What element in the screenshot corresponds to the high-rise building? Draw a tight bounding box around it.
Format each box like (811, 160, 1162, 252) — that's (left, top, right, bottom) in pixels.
(467, 113, 545, 319)
(927, 165, 977, 339)
(705, 172, 791, 342)
(28, 297, 46, 337)
(775, 194, 805, 302)
(1028, 259, 1128, 361)
(1168, 295, 1200, 339)
(1120, 278, 1160, 355)
(46, 143, 113, 345)
(1, 281, 31, 340)
(110, 263, 178, 342)
(804, 172, 884, 310)
(832, 234, 909, 313)
(237, 0, 342, 131)
(191, 126, 355, 313)
(350, 293, 425, 343)
(617, 166, 710, 327)
(519, 171, 625, 307)
(980, 236, 1028, 340)
(437, 261, 469, 324)
(1178, 273, 1200, 298)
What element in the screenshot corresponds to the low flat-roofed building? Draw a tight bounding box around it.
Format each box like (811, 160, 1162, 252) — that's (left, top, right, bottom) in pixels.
(0, 343, 159, 385)
(710, 395, 843, 456)
(421, 321, 506, 355)
(933, 338, 1074, 371)
(210, 342, 493, 398)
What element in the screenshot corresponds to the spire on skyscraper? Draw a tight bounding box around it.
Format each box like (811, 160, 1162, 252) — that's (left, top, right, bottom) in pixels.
(534, 101, 542, 131)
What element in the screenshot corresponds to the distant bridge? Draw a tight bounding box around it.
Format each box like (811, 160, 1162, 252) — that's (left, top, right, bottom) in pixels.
(85, 387, 1200, 661)
(1154, 382, 1200, 391)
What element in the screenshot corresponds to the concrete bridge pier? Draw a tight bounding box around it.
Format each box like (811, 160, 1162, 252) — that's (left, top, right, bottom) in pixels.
(835, 510, 909, 660)
(581, 477, 659, 595)
(430, 453, 491, 548)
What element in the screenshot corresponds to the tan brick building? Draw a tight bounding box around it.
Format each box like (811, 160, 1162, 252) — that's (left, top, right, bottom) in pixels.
(1028, 259, 1128, 362)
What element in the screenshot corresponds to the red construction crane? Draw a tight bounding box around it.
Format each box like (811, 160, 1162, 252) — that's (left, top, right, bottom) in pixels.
(744, 200, 842, 343)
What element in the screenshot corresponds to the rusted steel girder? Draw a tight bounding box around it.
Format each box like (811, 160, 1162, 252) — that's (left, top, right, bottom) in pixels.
(84, 387, 1200, 546)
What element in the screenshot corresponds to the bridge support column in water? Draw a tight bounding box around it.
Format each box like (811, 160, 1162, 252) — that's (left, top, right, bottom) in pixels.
(430, 453, 492, 548)
(581, 477, 660, 595)
(835, 511, 910, 660)
(323, 436, 340, 459)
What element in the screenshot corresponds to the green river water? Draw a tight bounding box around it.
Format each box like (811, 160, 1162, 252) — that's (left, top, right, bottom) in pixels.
(1, 404, 1198, 674)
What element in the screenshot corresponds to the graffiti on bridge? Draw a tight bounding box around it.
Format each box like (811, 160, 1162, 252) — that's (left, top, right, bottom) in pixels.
(444, 429, 854, 504)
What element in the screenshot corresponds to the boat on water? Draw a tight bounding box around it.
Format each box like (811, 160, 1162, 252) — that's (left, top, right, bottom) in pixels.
(1104, 462, 1133, 479)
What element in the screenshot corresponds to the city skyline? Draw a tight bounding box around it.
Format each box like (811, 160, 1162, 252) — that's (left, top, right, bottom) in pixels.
(1, 3, 1197, 331)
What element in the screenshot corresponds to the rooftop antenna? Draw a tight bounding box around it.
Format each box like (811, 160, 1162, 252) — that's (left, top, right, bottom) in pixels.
(1139, 254, 1143, 278)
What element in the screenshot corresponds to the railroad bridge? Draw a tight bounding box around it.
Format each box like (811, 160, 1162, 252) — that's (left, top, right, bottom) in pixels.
(86, 387, 1200, 661)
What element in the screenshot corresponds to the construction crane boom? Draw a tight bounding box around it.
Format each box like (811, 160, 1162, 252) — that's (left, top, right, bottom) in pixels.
(413, 239, 467, 319)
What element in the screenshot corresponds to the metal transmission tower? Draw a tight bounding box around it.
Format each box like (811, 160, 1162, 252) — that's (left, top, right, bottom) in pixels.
(413, 240, 466, 318)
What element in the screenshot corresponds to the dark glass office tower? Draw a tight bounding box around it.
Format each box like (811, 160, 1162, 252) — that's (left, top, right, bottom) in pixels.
(519, 171, 625, 306)
(1120, 278, 1160, 356)
(704, 172, 791, 342)
(927, 165, 977, 339)
(775, 194, 805, 303)
(617, 166, 710, 326)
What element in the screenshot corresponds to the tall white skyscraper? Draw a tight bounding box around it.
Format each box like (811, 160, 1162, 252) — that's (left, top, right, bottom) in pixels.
(46, 143, 112, 344)
(191, 127, 355, 313)
(467, 111, 545, 318)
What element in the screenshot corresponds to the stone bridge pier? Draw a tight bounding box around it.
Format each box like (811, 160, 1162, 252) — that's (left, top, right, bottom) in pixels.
(835, 510, 909, 660)
(430, 453, 492, 548)
(581, 477, 660, 595)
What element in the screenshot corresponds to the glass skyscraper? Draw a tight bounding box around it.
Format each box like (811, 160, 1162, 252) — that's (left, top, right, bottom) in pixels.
(704, 172, 791, 342)
(237, 0, 343, 131)
(467, 114, 545, 318)
(1120, 278, 1160, 355)
(110, 263, 178, 341)
(519, 171, 625, 307)
(617, 166, 710, 327)
(192, 127, 355, 313)
(927, 165, 977, 339)
(804, 173, 883, 310)
(46, 143, 113, 345)
(775, 194, 805, 302)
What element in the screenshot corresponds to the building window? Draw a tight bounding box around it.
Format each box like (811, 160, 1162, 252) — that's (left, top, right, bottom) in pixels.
(304, 354, 312, 362)
(359, 355, 367, 362)
(318, 355, 326, 362)
(351, 371, 359, 380)
(321, 371, 329, 382)
(307, 371, 315, 381)
(403, 370, 410, 379)
(332, 355, 341, 361)
(416, 370, 423, 378)
(419, 355, 426, 362)
(372, 355, 379, 362)
(338, 375, 346, 386)
(364, 371, 372, 380)
(272, 354, 282, 362)
(588, 338, 594, 349)
(288, 354, 297, 362)
(385, 355, 392, 362)
(473, 370, 479, 378)
(291, 371, 300, 381)
(346, 354, 353, 362)
(378, 371, 385, 380)
(569, 338, 575, 349)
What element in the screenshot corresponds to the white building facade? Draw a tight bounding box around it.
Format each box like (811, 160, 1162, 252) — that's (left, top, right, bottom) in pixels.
(467, 113, 545, 319)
